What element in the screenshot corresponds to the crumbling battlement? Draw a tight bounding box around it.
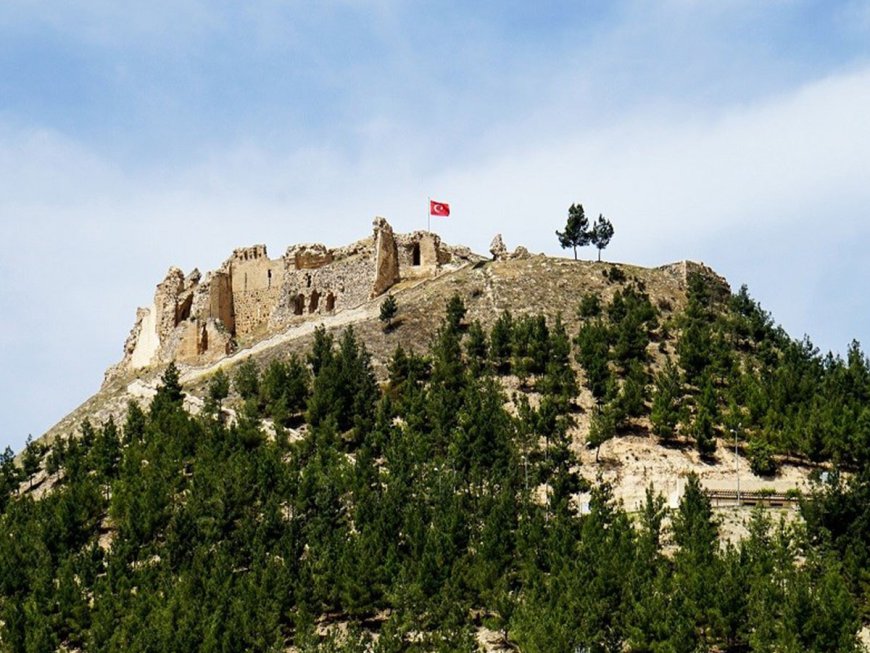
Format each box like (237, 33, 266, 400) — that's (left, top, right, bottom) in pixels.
(104, 218, 483, 386)
(657, 260, 731, 298)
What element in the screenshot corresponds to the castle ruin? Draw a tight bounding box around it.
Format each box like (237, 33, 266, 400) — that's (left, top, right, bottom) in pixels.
(105, 218, 479, 385)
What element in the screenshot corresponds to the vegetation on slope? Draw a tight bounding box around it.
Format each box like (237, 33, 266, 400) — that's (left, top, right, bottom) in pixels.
(2, 280, 870, 651)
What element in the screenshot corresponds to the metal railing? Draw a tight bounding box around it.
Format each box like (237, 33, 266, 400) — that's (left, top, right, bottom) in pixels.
(705, 489, 800, 509)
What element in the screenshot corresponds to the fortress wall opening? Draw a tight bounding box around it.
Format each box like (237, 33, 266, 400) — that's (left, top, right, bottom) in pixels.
(396, 233, 440, 279)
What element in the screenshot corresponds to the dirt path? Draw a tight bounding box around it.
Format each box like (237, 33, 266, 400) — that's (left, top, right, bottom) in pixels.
(179, 302, 379, 386)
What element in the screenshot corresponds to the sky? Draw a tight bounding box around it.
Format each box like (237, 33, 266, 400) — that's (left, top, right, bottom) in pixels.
(2, 0, 870, 453)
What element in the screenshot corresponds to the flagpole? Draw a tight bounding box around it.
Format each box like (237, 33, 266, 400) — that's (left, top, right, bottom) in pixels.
(427, 196, 430, 233)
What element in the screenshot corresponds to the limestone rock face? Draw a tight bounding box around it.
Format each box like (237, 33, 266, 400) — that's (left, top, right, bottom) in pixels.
(511, 246, 530, 259)
(371, 217, 400, 298)
(489, 234, 508, 260)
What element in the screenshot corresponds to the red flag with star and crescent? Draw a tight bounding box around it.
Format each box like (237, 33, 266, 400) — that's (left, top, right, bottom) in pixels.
(430, 200, 450, 217)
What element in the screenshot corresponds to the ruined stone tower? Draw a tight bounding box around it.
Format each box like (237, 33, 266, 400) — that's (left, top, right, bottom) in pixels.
(104, 217, 481, 385)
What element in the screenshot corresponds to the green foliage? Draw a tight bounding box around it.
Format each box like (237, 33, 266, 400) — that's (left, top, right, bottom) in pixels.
(3, 304, 869, 652)
(207, 368, 230, 406)
(379, 294, 398, 330)
(692, 375, 718, 457)
(233, 358, 260, 401)
(307, 327, 377, 437)
(651, 359, 682, 442)
(0, 446, 22, 509)
(309, 325, 335, 376)
(260, 355, 310, 425)
(510, 315, 550, 384)
(590, 213, 614, 261)
(578, 292, 602, 318)
(150, 361, 185, 418)
(464, 320, 489, 376)
(555, 202, 591, 259)
(445, 293, 467, 331)
(748, 436, 778, 476)
(538, 315, 578, 414)
(615, 360, 647, 420)
(575, 318, 612, 401)
(608, 284, 658, 370)
(21, 434, 42, 488)
(489, 311, 513, 373)
(588, 404, 617, 461)
(603, 265, 626, 283)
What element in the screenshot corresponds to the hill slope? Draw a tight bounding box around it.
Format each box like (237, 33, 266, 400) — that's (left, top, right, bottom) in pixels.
(37, 251, 754, 506)
(6, 228, 870, 651)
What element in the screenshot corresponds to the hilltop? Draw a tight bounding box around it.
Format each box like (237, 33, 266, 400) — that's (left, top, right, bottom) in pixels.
(36, 218, 777, 511)
(5, 218, 870, 651)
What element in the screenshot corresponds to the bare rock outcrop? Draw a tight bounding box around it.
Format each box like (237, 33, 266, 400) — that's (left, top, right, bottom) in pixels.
(287, 243, 334, 270)
(489, 234, 508, 260)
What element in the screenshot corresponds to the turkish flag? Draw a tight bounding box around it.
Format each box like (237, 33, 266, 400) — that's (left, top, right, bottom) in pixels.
(430, 200, 450, 217)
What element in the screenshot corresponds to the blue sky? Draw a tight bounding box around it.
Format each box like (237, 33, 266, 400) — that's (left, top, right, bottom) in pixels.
(2, 1, 870, 453)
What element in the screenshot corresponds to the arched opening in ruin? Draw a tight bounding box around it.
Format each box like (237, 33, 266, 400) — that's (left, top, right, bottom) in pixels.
(294, 293, 305, 315)
(267, 269, 272, 288)
(412, 243, 421, 266)
(309, 290, 320, 313)
(306, 274, 312, 288)
(325, 292, 335, 312)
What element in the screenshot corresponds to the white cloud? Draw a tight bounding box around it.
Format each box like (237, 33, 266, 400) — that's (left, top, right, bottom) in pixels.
(3, 55, 870, 451)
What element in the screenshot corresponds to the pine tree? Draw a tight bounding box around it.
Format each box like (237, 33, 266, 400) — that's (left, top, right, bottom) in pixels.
(150, 361, 185, 417)
(651, 360, 682, 442)
(671, 473, 721, 650)
(490, 311, 514, 374)
(588, 403, 617, 462)
(590, 213, 615, 261)
(21, 435, 41, 490)
(445, 293, 467, 331)
(123, 399, 146, 443)
(308, 325, 335, 376)
(575, 318, 612, 402)
(556, 203, 591, 260)
(233, 358, 260, 402)
(379, 294, 398, 331)
(465, 320, 489, 376)
(578, 292, 602, 318)
(539, 315, 578, 414)
(693, 374, 718, 457)
(0, 445, 21, 506)
(207, 368, 230, 408)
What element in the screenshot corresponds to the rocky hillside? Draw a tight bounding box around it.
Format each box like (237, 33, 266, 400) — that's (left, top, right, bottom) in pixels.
(38, 236, 744, 506)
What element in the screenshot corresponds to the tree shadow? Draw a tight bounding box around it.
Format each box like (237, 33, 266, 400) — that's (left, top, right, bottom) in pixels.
(383, 318, 404, 334)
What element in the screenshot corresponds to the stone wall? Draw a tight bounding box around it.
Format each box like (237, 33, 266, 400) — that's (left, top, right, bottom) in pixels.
(272, 246, 374, 324)
(371, 217, 400, 297)
(104, 217, 482, 387)
(395, 231, 442, 278)
(229, 246, 284, 337)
